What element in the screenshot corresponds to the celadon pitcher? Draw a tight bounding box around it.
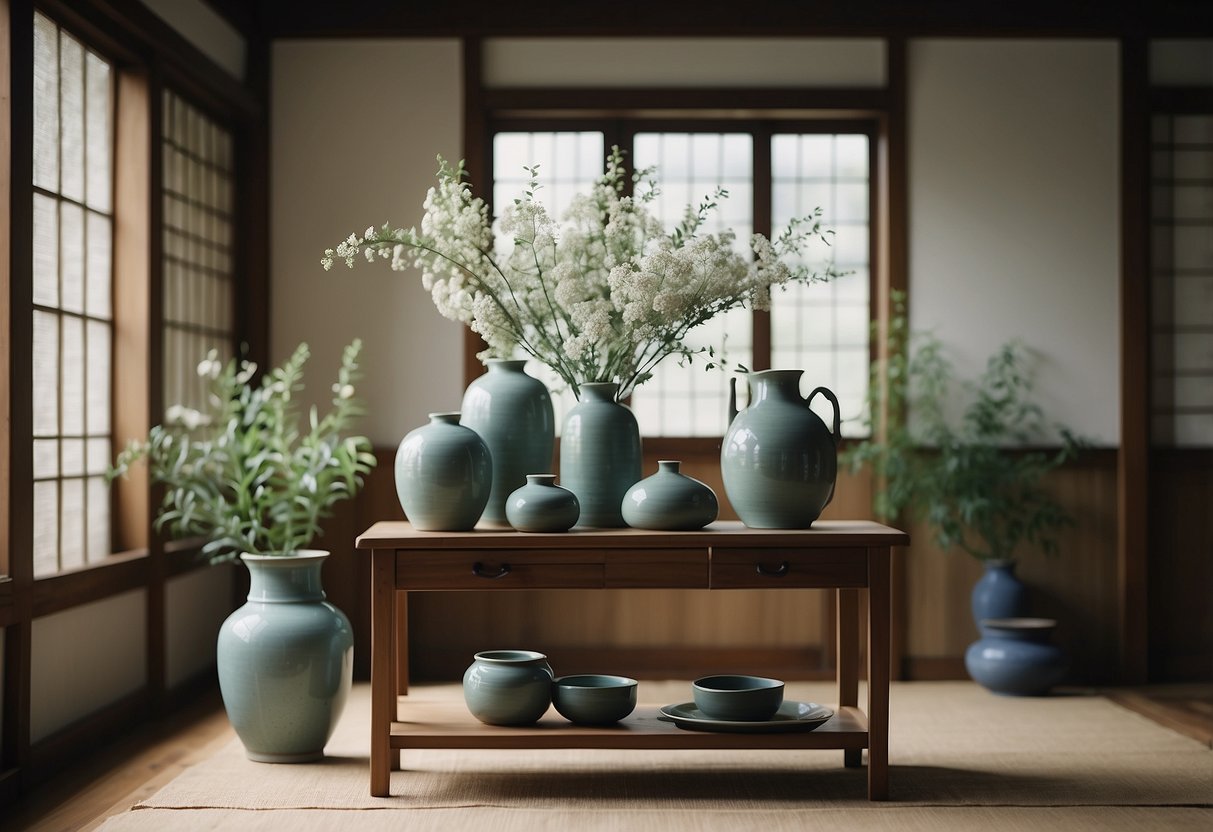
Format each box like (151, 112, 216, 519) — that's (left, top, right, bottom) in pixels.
(720, 369, 841, 528)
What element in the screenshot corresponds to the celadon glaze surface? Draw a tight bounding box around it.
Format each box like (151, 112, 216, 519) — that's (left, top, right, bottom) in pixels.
(460, 359, 554, 526)
(622, 460, 719, 530)
(216, 551, 354, 762)
(505, 474, 580, 532)
(560, 383, 642, 528)
(721, 370, 840, 528)
(462, 650, 554, 725)
(395, 412, 492, 530)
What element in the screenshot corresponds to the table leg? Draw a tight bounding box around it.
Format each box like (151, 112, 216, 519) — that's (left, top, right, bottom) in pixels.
(395, 592, 409, 697)
(836, 588, 861, 767)
(370, 549, 395, 797)
(867, 546, 892, 801)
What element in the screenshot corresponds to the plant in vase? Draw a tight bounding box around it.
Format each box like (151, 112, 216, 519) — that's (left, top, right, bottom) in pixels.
(324, 147, 836, 525)
(843, 294, 1083, 631)
(108, 340, 376, 761)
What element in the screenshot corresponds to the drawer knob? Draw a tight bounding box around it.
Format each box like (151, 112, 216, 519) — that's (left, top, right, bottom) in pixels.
(472, 561, 512, 579)
(755, 560, 790, 577)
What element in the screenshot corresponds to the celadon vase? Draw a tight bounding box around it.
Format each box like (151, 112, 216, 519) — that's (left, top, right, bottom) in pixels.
(395, 412, 492, 531)
(622, 460, 719, 531)
(505, 474, 580, 533)
(720, 370, 841, 528)
(964, 617, 1069, 696)
(216, 551, 354, 762)
(460, 359, 555, 526)
(462, 650, 554, 726)
(560, 382, 642, 528)
(971, 559, 1029, 634)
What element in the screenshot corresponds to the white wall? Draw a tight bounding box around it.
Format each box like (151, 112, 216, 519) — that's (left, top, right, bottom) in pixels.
(908, 40, 1120, 443)
(31, 590, 147, 742)
(271, 40, 465, 446)
(165, 566, 234, 687)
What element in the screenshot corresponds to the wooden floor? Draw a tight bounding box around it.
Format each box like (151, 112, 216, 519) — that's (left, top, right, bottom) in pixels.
(3, 682, 1210, 831)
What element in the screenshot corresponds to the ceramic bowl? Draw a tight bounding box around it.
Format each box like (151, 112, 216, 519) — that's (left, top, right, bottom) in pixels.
(552, 674, 638, 725)
(692, 675, 784, 721)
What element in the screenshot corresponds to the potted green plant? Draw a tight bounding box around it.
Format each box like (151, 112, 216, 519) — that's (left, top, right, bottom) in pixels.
(844, 295, 1082, 628)
(109, 340, 376, 762)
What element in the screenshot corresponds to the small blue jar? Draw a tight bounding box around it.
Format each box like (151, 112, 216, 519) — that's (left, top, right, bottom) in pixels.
(505, 474, 580, 532)
(965, 617, 1069, 696)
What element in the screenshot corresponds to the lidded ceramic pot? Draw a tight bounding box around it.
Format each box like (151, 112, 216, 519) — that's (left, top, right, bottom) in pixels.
(621, 460, 719, 531)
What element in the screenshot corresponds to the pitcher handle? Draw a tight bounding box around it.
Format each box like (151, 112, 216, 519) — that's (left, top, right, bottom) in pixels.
(806, 386, 841, 446)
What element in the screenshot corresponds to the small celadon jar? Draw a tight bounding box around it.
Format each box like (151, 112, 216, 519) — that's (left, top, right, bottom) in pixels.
(505, 474, 580, 532)
(463, 650, 554, 726)
(621, 460, 719, 531)
(394, 412, 492, 531)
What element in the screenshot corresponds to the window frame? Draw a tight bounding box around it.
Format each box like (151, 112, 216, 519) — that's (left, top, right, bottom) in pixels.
(469, 99, 888, 451)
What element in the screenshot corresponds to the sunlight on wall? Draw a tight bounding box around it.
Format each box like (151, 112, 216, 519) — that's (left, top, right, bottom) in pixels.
(908, 39, 1120, 443)
(31, 590, 147, 742)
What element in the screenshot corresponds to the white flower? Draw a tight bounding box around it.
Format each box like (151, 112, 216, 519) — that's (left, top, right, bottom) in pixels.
(326, 149, 833, 399)
(197, 350, 221, 379)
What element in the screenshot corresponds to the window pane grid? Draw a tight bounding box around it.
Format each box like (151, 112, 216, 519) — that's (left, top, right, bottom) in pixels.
(1150, 114, 1213, 447)
(770, 133, 871, 438)
(162, 90, 237, 416)
(630, 132, 754, 438)
(32, 12, 115, 576)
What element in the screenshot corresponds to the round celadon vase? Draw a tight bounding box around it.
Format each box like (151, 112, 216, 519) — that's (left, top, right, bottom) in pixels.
(395, 412, 492, 531)
(460, 359, 555, 527)
(560, 382, 642, 528)
(720, 370, 840, 529)
(505, 474, 580, 532)
(462, 650, 554, 726)
(216, 551, 354, 763)
(964, 618, 1070, 696)
(622, 460, 719, 531)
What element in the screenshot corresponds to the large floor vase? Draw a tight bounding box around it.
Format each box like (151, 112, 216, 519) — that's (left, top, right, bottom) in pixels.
(217, 551, 354, 762)
(460, 359, 554, 526)
(560, 382, 641, 528)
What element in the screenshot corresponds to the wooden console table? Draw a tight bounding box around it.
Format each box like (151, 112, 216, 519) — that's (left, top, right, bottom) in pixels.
(356, 520, 908, 800)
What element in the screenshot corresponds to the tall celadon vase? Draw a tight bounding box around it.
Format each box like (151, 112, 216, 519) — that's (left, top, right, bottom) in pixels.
(460, 359, 554, 526)
(395, 412, 492, 531)
(560, 382, 641, 528)
(721, 369, 840, 529)
(216, 551, 354, 763)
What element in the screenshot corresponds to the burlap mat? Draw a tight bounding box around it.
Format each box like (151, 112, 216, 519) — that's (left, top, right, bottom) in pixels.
(128, 681, 1212, 811)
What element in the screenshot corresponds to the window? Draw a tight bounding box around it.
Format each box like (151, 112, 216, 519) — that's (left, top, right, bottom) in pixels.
(161, 90, 237, 414)
(31, 11, 114, 576)
(490, 124, 873, 439)
(1151, 114, 1213, 447)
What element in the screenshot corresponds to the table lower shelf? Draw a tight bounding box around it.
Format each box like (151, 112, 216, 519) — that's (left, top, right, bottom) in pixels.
(391, 701, 870, 751)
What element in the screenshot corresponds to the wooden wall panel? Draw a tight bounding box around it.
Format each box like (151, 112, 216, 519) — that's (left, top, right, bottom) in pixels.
(330, 447, 1138, 686)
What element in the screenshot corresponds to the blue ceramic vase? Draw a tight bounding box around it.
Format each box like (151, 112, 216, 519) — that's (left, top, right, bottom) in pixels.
(216, 551, 354, 762)
(460, 359, 555, 526)
(560, 382, 642, 528)
(965, 617, 1070, 696)
(462, 650, 554, 726)
(622, 460, 719, 531)
(720, 370, 840, 529)
(395, 412, 492, 531)
(505, 474, 580, 532)
(971, 560, 1029, 633)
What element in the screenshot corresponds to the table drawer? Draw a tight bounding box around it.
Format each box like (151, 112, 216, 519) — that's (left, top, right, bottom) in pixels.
(710, 547, 868, 589)
(396, 552, 604, 589)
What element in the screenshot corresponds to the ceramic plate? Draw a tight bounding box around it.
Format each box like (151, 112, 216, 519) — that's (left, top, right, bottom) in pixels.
(658, 700, 835, 733)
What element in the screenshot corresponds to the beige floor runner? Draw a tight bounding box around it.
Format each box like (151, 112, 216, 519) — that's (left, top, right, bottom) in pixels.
(95, 681, 1212, 830)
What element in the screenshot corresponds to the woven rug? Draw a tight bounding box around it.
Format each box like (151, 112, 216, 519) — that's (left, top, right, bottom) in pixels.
(95, 680, 1213, 831)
